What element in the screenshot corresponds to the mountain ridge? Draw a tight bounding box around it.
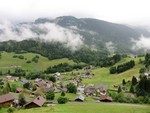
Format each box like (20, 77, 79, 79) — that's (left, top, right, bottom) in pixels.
(0, 16, 150, 54)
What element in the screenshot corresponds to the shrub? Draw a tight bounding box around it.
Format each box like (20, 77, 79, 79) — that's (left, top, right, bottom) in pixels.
(67, 83, 77, 94)
(61, 91, 65, 96)
(7, 107, 15, 113)
(57, 96, 68, 104)
(18, 55, 24, 59)
(13, 55, 18, 58)
(46, 90, 55, 100)
(26, 60, 31, 63)
(47, 76, 56, 83)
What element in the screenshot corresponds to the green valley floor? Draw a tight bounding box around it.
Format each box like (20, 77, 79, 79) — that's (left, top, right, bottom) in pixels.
(1, 102, 150, 113)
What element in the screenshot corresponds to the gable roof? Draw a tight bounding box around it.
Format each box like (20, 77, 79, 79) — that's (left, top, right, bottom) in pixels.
(26, 96, 46, 107)
(100, 95, 112, 102)
(0, 94, 14, 103)
(75, 95, 85, 101)
(16, 88, 22, 92)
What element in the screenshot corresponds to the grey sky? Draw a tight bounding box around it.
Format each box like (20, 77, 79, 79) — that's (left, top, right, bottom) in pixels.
(0, 0, 150, 25)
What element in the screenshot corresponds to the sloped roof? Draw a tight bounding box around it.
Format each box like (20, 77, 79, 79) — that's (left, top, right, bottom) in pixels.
(26, 96, 46, 107)
(0, 93, 14, 103)
(100, 95, 112, 102)
(75, 95, 85, 101)
(16, 88, 22, 92)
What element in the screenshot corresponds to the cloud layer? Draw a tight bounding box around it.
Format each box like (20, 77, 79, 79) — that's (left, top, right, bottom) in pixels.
(0, 20, 83, 51)
(105, 41, 116, 54)
(132, 35, 150, 51)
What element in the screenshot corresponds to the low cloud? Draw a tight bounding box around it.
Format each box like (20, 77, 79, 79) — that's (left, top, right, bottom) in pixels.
(132, 35, 150, 51)
(105, 41, 116, 54)
(0, 20, 83, 51)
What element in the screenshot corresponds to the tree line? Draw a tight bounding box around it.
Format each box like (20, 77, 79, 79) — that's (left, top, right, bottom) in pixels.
(0, 40, 122, 66)
(45, 63, 86, 74)
(110, 60, 135, 74)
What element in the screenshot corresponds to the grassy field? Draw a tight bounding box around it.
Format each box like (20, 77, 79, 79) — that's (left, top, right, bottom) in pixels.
(83, 57, 144, 88)
(0, 52, 75, 72)
(0, 103, 149, 113)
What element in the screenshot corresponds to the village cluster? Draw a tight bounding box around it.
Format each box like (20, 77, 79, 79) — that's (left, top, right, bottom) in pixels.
(0, 67, 113, 109)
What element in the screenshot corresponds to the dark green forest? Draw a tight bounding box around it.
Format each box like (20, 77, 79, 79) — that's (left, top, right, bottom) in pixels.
(0, 40, 122, 66)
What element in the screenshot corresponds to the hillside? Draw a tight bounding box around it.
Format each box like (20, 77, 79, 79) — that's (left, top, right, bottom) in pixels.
(81, 57, 144, 88)
(0, 52, 144, 88)
(0, 52, 75, 73)
(35, 16, 150, 53)
(1, 16, 150, 55)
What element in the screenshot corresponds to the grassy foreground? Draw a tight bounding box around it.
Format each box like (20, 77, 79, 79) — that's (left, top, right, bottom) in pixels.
(1, 103, 150, 113)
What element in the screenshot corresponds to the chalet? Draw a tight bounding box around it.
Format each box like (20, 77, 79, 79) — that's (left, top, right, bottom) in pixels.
(100, 95, 112, 102)
(69, 78, 78, 86)
(77, 87, 85, 94)
(16, 88, 22, 93)
(0, 94, 14, 107)
(34, 80, 53, 88)
(75, 95, 85, 102)
(84, 85, 96, 96)
(45, 80, 53, 88)
(95, 84, 108, 96)
(25, 96, 46, 109)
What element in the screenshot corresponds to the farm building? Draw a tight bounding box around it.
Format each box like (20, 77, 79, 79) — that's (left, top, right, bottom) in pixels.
(100, 95, 112, 102)
(75, 95, 85, 102)
(0, 93, 14, 107)
(25, 96, 46, 109)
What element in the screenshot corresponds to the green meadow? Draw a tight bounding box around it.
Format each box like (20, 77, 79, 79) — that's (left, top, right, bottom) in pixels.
(1, 103, 149, 113)
(83, 57, 144, 88)
(0, 52, 75, 72)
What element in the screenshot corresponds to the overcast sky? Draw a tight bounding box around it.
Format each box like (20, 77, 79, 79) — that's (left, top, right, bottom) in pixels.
(0, 0, 150, 25)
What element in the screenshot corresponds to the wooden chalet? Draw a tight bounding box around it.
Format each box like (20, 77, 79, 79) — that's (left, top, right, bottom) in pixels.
(16, 88, 22, 93)
(25, 96, 46, 109)
(100, 95, 112, 102)
(0, 93, 14, 107)
(75, 95, 85, 102)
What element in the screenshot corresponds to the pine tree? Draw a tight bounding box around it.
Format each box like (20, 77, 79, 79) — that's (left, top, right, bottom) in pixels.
(122, 79, 126, 86)
(61, 91, 65, 96)
(118, 86, 122, 93)
(130, 85, 134, 93)
(132, 76, 137, 86)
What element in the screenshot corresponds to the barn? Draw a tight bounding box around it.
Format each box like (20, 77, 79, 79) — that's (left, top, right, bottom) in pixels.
(25, 96, 46, 109)
(0, 93, 14, 107)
